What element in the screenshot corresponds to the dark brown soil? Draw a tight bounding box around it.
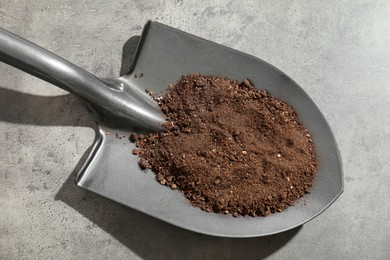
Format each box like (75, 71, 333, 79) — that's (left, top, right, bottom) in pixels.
(132, 74, 318, 217)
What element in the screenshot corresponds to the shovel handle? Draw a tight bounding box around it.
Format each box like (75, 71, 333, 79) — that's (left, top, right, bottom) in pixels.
(0, 28, 114, 111)
(0, 27, 165, 129)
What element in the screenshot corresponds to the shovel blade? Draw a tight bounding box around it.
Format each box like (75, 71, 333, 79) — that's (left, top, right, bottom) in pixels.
(76, 21, 343, 237)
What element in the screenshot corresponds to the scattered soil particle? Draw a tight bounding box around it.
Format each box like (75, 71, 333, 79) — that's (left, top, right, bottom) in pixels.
(134, 74, 318, 217)
(115, 133, 125, 139)
(130, 132, 138, 142)
(134, 73, 144, 78)
(132, 148, 140, 155)
(138, 158, 150, 170)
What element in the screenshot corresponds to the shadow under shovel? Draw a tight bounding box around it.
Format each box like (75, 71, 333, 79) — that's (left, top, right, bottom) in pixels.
(55, 167, 302, 259)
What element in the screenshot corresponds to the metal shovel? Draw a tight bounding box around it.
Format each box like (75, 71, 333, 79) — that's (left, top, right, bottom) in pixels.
(0, 21, 343, 237)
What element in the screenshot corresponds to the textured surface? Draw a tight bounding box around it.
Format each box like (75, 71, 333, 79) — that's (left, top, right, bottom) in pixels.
(0, 0, 389, 259)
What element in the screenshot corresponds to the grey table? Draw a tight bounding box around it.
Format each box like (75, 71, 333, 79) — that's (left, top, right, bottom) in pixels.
(1, 1, 389, 259)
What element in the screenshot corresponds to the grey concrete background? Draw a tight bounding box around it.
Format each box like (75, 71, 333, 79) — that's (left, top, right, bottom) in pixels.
(1, 0, 389, 259)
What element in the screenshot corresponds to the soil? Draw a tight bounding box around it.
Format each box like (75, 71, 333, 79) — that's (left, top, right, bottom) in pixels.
(132, 74, 318, 217)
